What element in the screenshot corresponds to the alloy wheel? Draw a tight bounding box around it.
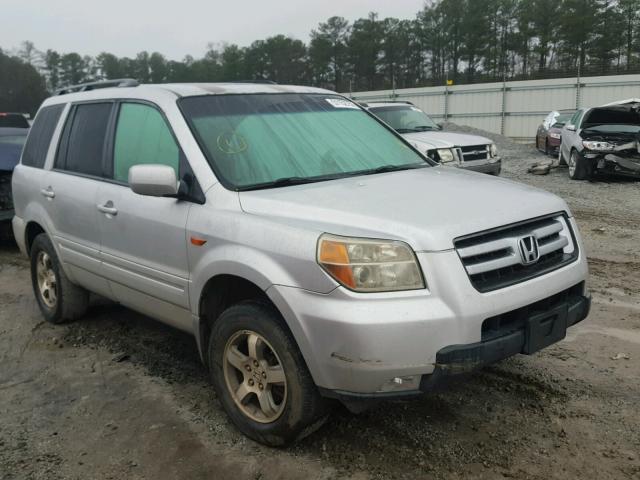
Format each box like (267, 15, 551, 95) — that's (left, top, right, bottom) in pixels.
(36, 251, 57, 308)
(223, 330, 287, 423)
(568, 152, 577, 177)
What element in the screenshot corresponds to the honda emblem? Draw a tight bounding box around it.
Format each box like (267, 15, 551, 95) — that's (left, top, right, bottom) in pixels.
(518, 235, 540, 265)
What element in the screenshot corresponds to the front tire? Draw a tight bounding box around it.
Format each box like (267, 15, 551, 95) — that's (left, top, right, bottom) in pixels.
(30, 233, 89, 324)
(568, 150, 592, 180)
(208, 300, 329, 446)
(558, 145, 567, 165)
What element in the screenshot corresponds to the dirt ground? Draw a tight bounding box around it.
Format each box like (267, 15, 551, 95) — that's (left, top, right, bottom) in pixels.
(1, 134, 639, 480)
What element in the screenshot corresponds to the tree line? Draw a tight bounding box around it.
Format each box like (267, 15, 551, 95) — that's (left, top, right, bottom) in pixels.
(2, 0, 640, 115)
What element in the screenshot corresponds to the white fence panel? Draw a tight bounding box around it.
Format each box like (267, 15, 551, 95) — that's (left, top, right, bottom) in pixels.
(347, 74, 640, 142)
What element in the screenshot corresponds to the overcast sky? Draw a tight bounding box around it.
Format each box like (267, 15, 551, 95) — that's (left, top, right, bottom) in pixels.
(2, 0, 423, 60)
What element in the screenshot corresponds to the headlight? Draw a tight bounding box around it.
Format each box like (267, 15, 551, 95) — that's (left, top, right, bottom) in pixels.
(317, 234, 425, 292)
(582, 140, 615, 151)
(549, 132, 561, 139)
(489, 143, 498, 157)
(437, 148, 455, 163)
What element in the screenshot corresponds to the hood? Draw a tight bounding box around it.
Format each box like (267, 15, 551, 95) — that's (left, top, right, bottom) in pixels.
(601, 98, 640, 107)
(238, 167, 569, 252)
(402, 131, 493, 150)
(584, 100, 640, 125)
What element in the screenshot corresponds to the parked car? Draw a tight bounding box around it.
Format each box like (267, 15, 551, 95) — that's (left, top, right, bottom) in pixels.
(536, 110, 574, 155)
(559, 99, 640, 180)
(0, 127, 29, 222)
(13, 80, 589, 446)
(364, 102, 501, 175)
(0, 112, 30, 129)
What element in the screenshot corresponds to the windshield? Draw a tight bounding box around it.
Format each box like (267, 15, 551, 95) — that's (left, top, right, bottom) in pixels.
(369, 105, 440, 133)
(180, 93, 428, 190)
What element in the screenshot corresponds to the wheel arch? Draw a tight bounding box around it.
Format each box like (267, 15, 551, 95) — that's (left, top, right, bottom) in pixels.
(196, 273, 284, 366)
(25, 221, 46, 255)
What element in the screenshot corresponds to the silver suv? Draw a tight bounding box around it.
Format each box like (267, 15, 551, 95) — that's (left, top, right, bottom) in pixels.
(364, 102, 502, 175)
(12, 80, 590, 446)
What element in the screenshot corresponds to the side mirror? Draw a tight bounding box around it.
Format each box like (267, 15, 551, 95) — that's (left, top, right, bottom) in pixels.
(128, 164, 178, 197)
(565, 124, 576, 132)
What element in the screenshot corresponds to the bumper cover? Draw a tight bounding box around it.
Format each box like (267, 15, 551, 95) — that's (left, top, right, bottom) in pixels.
(324, 289, 590, 401)
(421, 290, 590, 389)
(599, 153, 640, 178)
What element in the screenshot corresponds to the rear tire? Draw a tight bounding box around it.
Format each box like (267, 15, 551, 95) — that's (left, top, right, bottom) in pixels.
(208, 300, 329, 446)
(30, 233, 89, 324)
(568, 150, 592, 180)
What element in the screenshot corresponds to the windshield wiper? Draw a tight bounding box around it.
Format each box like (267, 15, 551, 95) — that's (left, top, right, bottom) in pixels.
(238, 173, 347, 191)
(238, 164, 429, 191)
(396, 126, 437, 133)
(362, 163, 428, 176)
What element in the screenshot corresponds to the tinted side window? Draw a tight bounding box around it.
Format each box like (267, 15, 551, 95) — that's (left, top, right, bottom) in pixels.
(112, 103, 179, 182)
(21, 104, 65, 168)
(58, 103, 112, 177)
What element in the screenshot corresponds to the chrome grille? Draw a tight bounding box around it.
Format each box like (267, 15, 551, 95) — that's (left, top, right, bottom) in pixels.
(459, 145, 489, 162)
(455, 214, 578, 292)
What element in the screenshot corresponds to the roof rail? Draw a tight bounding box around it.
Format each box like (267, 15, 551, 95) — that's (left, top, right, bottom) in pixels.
(360, 100, 415, 107)
(232, 80, 278, 85)
(54, 78, 139, 96)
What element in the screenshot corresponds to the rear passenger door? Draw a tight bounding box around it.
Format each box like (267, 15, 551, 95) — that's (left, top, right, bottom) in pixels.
(46, 102, 114, 299)
(96, 101, 196, 331)
(12, 103, 65, 223)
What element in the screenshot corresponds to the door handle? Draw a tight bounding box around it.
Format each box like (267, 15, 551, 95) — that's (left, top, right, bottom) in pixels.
(40, 187, 55, 199)
(97, 201, 118, 216)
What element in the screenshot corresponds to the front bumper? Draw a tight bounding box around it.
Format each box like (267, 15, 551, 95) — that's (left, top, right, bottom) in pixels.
(595, 153, 640, 178)
(267, 217, 588, 396)
(420, 288, 589, 391)
(458, 158, 501, 175)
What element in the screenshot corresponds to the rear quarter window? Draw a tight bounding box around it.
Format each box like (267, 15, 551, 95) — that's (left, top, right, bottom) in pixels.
(21, 104, 65, 168)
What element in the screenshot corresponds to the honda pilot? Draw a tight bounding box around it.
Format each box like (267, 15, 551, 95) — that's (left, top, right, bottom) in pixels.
(12, 80, 590, 446)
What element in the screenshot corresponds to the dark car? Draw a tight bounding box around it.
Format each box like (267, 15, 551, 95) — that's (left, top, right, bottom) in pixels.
(536, 110, 574, 155)
(0, 112, 30, 129)
(0, 127, 29, 222)
(559, 99, 640, 180)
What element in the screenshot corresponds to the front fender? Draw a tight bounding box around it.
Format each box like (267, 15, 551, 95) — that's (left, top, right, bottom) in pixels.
(189, 242, 337, 317)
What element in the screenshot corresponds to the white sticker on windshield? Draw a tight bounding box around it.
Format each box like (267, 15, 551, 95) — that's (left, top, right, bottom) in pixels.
(326, 98, 359, 109)
(410, 106, 422, 112)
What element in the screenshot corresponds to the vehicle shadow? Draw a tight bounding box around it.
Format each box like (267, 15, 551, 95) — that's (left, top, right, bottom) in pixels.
(59, 299, 577, 477)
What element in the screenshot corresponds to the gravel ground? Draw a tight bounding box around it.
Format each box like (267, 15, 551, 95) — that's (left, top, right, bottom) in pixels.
(1, 130, 639, 480)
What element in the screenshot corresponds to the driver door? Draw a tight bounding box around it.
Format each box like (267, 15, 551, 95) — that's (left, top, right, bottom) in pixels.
(96, 101, 195, 331)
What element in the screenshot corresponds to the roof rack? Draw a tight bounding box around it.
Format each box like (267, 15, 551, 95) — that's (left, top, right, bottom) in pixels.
(54, 78, 139, 96)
